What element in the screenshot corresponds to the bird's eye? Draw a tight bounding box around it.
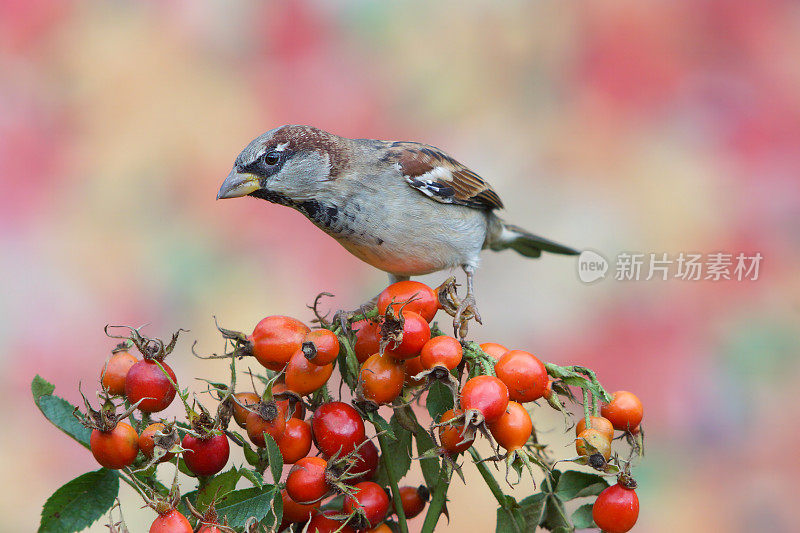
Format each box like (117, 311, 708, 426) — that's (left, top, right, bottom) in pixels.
(263, 151, 281, 167)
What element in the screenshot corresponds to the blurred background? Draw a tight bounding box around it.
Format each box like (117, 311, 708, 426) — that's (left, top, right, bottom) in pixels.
(2, 0, 799, 531)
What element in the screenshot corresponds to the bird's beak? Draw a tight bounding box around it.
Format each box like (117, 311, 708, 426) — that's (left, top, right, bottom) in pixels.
(217, 168, 261, 199)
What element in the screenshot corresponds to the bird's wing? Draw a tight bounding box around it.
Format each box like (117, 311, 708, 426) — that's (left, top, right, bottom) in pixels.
(387, 141, 504, 210)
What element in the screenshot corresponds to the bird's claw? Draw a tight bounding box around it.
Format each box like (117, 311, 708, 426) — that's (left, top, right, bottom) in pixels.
(453, 294, 481, 340)
(435, 276, 461, 316)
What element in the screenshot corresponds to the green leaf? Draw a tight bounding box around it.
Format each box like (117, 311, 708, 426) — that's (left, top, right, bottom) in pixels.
(496, 506, 525, 533)
(32, 376, 91, 449)
(196, 467, 241, 510)
(555, 470, 610, 501)
(337, 335, 360, 390)
(571, 503, 596, 529)
(414, 425, 440, 490)
(215, 486, 277, 529)
(541, 470, 561, 493)
(178, 458, 196, 478)
(544, 364, 611, 403)
(263, 488, 283, 529)
(320, 494, 345, 511)
(540, 494, 572, 532)
(518, 493, 546, 528)
(384, 416, 412, 481)
(426, 381, 454, 422)
(374, 416, 412, 486)
(263, 432, 283, 485)
(39, 468, 119, 533)
(242, 439, 261, 467)
(560, 376, 592, 388)
(241, 469, 264, 488)
(32, 375, 55, 398)
(367, 411, 395, 441)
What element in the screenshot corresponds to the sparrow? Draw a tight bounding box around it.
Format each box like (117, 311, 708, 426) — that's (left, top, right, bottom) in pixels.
(217, 125, 579, 335)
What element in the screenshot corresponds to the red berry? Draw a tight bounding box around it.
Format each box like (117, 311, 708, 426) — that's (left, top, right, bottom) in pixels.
(139, 422, 174, 462)
(312, 402, 366, 458)
(384, 311, 430, 360)
(460, 375, 509, 423)
(479, 342, 508, 361)
(542, 379, 554, 400)
(250, 316, 309, 371)
(285, 349, 334, 396)
(419, 335, 462, 371)
(353, 321, 381, 364)
(343, 481, 390, 529)
(399, 485, 429, 519)
(246, 401, 288, 447)
(197, 526, 224, 533)
(149, 509, 192, 533)
(404, 356, 426, 386)
(487, 401, 532, 452)
(101, 349, 137, 395)
(575, 416, 615, 442)
(303, 329, 340, 366)
(360, 352, 405, 405)
(575, 428, 612, 460)
(124, 359, 177, 413)
(277, 418, 313, 464)
(231, 392, 260, 429)
(601, 391, 644, 431)
(181, 433, 230, 477)
(592, 482, 639, 533)
(90, 422, 138, 469)
(307, 510, 356, 533)
(494, 350, 548, 402)
(273, 381, 306, 419)
(281, 489, 316, 523)
(377, 280, 439, 323)
(350, 440, 380, 483)
(286, 456, 329, 504)
(438, 409, 474, 455)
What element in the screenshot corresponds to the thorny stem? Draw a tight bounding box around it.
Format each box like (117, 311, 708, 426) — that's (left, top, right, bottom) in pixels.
(469, 448, 524, 533)
(120, 472, 150, 505)
(376, 432, 409, 533)
(153, 360, 194, 418)
(118, 471, 145, 497)
(419, 461, 453, 533)
(140, 412, 152, 431)
(583, 389, 592, 430)
(592, 393, 600, 417)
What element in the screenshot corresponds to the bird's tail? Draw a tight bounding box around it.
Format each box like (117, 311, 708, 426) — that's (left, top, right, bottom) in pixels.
(486, 216, 580, 258)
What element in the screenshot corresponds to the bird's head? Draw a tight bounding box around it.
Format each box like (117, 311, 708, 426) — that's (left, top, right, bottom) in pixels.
(217, 125, 347, 204)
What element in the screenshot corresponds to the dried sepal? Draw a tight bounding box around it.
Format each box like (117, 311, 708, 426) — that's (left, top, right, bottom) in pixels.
(73, 384, 144, 432)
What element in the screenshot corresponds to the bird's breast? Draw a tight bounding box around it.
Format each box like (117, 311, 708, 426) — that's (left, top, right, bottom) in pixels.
(294, 195, 487, 277)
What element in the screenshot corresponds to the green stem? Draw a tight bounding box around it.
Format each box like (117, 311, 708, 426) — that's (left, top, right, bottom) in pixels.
(376, 432, 409, 533)
(420, 462, 453, 533)
(154, 360, 194, 417)
(592, 393, 600, 417)
(469, 449, 524, 533)
(583, 389, 592, 429)
(140, 412, 152, 431)
(118, 472, 143, 494)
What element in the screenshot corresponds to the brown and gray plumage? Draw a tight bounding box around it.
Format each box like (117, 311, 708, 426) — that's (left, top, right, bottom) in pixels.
(218, 125, 579, 328)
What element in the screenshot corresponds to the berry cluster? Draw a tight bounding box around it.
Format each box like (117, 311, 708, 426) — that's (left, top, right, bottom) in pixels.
(35, 280, 644, 532)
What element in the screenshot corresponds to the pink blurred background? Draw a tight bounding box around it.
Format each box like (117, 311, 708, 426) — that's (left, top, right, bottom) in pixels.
(2, 1, 799, 531)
